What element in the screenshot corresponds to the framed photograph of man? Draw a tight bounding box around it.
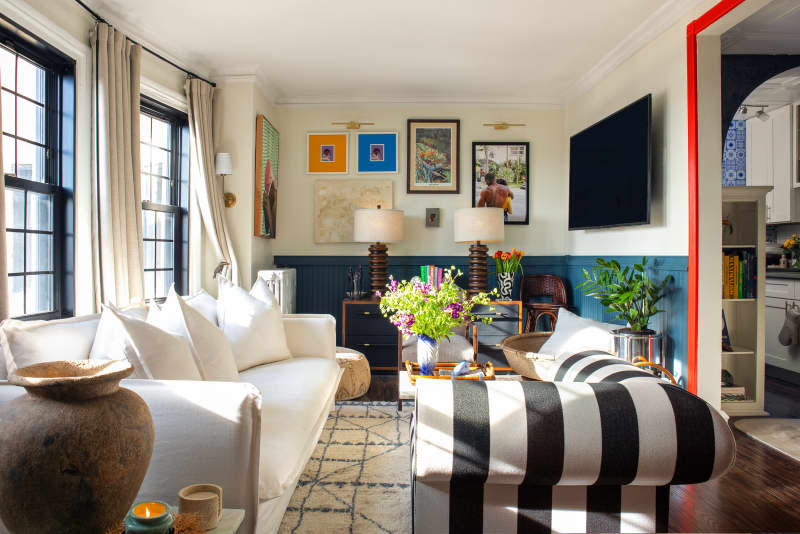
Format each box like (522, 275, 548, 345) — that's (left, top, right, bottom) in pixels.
(356, 131, 398, 174)
(407, 119, 459, 193)
(306, 132, 349, 174)
(472, 142, 530, 225)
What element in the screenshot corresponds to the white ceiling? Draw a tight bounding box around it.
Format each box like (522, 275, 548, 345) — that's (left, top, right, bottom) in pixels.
(722, 0, 800, 54)
(735, 66, 800, 119)
(84, 0, 684, 105)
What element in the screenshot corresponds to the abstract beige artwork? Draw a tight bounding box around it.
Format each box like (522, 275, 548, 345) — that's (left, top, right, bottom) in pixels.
(314, 180, 393, 243)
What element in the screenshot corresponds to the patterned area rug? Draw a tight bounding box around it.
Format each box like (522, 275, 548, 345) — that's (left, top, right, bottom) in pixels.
(279, 401, 413, 534)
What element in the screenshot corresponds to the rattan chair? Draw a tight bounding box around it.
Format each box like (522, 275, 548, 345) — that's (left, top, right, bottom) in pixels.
(519, 274, 568, 332)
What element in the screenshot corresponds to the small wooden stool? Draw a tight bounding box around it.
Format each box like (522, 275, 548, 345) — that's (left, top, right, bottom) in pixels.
(334, 348, 371, 401)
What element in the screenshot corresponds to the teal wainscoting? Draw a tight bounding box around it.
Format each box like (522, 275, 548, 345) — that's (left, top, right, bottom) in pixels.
(274, 255, 689, 387)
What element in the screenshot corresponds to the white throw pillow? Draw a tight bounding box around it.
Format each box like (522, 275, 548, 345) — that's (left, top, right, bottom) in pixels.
(217, 277, 291, 371)
(89, 305, 150, 362)
(538, 308, 620, 358)
(249, 276, 279, 307)
(184, 289, 218, 325)
(1, 314, 101, 378)
(149, 287, 239, 382)
(91, 304, 201, 380)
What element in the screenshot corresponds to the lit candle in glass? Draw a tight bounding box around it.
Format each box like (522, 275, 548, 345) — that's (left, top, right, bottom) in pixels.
(123, 501, 173, 533)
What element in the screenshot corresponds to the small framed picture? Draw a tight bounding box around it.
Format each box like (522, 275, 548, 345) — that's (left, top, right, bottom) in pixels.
(472, 141, 530, 225)
(307, 132, 349, 174)
(407, 119, 459, 193)
(356, 131, 398, 174)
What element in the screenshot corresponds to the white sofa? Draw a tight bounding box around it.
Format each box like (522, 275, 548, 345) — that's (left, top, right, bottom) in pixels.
(0, 312, 342, 534)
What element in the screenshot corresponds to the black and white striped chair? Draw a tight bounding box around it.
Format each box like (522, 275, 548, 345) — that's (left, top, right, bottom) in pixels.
(411, 361, 735, 533)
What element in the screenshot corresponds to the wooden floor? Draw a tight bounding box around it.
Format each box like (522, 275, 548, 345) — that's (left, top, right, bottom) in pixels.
(358, 374, 800, 532)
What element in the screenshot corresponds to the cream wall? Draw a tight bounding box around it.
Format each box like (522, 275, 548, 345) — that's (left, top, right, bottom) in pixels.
(271, 105, 566, 257)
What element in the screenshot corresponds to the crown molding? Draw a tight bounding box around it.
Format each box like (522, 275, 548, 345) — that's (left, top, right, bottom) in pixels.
(274, 95, 563, 109)
(564, 0, 708, 103)
(210, 70, 280, 107)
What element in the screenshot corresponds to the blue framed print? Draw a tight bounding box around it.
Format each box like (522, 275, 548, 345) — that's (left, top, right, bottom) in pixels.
(356, 132, 398, 174)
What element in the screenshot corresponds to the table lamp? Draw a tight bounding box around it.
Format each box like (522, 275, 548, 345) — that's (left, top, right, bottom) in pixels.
(354, 206, 404, 295)
(454, 207, 504, 297)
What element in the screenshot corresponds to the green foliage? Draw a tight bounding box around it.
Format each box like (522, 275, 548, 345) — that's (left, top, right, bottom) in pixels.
(378, 267, 497, 342)
(577, 257, 673, 331)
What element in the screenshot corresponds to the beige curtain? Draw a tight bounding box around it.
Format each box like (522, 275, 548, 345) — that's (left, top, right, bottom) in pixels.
(91, 22, 145, 308)
(0, 73, 9, 320)
(185, 78, 239, 285)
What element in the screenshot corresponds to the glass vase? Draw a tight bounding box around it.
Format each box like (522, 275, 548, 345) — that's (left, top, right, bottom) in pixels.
(416, 334, 439, 376)
(496, 272, 515, 300)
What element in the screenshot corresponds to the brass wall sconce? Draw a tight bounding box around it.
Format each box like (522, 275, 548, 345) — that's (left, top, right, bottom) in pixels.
(215, 152, 236, 207)
(331, 121, 375, 130)
(483, 122, 526, 130)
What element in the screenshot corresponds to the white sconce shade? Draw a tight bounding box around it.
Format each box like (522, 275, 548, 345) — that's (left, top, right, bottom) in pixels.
(353, 208, 404, 243)
(215, 153, 233, 175)
(453, 208, 504, 243)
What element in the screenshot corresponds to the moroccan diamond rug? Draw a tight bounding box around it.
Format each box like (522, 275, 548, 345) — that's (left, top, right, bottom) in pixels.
(278, 401, 413, 534)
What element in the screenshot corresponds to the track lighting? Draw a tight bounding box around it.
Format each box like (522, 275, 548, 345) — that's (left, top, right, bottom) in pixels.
(756, 109, 770, 122)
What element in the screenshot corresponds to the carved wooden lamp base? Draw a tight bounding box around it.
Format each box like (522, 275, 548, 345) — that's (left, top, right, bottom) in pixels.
(368, 243, 388, 295)
(468, 241, 489, 297)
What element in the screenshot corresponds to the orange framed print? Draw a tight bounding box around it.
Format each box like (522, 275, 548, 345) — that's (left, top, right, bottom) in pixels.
(307, 132, 349, 174)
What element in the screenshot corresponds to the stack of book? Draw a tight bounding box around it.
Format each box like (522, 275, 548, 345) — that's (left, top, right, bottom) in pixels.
(420, 265, 444, 288)
(721, 385, 749, 402)
(722, 249, 757, 299)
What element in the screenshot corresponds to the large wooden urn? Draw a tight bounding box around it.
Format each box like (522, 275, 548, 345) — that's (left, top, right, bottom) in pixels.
(0, 360, 154, 533)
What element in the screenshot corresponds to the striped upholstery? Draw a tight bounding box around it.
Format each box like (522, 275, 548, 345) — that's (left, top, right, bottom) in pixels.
(543, 350, 662, 384)
(412, 379, 735, 533)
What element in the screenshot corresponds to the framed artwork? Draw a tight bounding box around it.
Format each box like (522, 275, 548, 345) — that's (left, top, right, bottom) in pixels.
(254, 115, 279, 238)
(313, 179, 393, 243)
(356, 131, 398, 174)
(306, 132, 349, 174)
(407, 119, 459, 194)
(472, 141, 530, 225)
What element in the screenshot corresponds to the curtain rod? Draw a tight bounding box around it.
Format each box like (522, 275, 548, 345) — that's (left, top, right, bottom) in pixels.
(74, 0, 216, 87)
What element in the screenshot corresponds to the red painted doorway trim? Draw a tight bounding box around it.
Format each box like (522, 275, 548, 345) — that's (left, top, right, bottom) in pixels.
(686, 0, 746, 394)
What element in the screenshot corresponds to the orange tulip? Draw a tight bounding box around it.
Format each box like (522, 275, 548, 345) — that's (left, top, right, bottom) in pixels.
(501, 252, 511, 261)
(493, 250, 502, 259)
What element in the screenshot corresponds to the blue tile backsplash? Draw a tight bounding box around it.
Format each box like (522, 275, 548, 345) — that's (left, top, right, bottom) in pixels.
(723, 120, 746, 186)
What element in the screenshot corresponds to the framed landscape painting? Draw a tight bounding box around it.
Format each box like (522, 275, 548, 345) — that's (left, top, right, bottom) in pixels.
(407, 119, 459, 193)
(356, 131, 398, 174)
(307, 132, 349, 174)
(472, 141, 530, 225)
(254, 115, 279, 238)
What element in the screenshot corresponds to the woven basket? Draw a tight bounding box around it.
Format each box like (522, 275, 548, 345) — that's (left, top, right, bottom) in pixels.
(335, 350, 371, 401)
(500, 332, 554, 380)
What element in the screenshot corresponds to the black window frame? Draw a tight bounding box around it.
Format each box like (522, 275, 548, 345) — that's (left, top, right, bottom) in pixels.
(140, 95, 189, 301)
(1, 23, 75, 320)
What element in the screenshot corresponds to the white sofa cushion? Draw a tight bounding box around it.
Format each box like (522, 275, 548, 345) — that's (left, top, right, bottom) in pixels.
(148, 288, 239, 382)
(0, 314, 101, 378)
(184, 289, 218, 325)
(91, 305, 202, 380)
(239, 357, 340, 500)
(538, 308, 620, 358)
(217, 277, 291, 371)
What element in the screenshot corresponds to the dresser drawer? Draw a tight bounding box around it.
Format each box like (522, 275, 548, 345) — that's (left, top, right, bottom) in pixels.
(345, 336, 397, 368)
(765, 279, 796, 300)
(344, 304, 396, 336)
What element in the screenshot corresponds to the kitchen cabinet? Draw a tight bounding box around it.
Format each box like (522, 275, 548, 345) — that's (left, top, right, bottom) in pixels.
(764, 283, 800, 377)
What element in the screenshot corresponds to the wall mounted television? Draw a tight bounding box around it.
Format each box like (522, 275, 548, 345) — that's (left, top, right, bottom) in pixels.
(568, 94, 652, 230)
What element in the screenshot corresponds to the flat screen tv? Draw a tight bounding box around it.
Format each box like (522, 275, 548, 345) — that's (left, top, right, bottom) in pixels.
(568, 94, 652, 230)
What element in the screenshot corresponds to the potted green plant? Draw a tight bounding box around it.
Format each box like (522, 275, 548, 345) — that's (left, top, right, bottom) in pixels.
(577, 257, 673, 362)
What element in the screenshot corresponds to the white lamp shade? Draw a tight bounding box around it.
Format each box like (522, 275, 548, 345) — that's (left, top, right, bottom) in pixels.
(353, 208, 404, 243)
(454, 207, 504, 243)
(215, 153, 233, 175)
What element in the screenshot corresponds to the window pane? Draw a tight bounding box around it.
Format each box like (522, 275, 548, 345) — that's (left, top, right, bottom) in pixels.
(26, 274, 53, 314)
(16, 140, 45, 181)
(0, 48, 15, 90)
(143, 209, 155, 239)
(151, 147, 170, 177)
(140, 115, 151, 143)
(156, 241, 174, 269)
(140, 143, 151, 174)
(27, 191, 52, 231)
(16, 97, 45, 144)
(2, 134, 14, 175)
(144, 240, 155, 269)
(156, 270, 173, 299)
(151, 174, 163, 204)
(8, 276, 23, 317)
(26, 233, 52, 272)
(156, 177, 170, 204)
(5, 188, 24, 229)
(144, 270, 155, 300)
(6, 232, 23, 273)
(17, 57, 46, 104)
(156, 211, 174, 240)
(2, 90, 14, 134)
(151, 118, 170, 149)
(141, 173, 151, 202)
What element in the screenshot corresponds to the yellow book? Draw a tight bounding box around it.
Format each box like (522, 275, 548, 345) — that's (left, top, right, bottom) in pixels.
(726, 256, 736, 299)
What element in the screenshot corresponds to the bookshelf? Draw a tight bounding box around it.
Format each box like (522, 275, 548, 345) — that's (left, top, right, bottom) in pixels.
(721, 186, 770, 417)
